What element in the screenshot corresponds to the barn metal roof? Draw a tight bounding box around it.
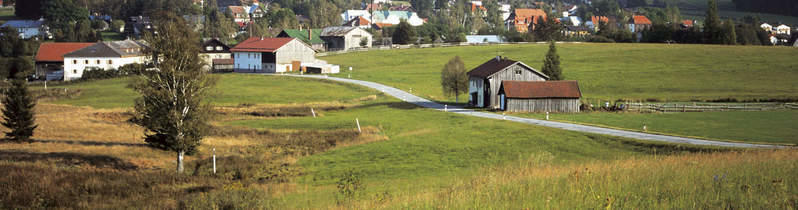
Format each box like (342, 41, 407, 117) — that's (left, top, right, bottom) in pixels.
(467, 57, 548, 79)
(501, 80, 582, 99)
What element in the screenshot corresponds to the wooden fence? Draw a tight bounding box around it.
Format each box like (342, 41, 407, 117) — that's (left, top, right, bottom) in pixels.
(623, 102, 798, 112)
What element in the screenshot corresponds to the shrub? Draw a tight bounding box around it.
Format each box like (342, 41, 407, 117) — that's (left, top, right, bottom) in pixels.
(587, 35, 615, 43)
(336, 169, 363, 203)
(181, 182, 273, 209)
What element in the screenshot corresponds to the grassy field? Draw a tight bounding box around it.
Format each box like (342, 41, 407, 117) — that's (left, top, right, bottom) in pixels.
(512, 111, 798, 145)
(322, 43, 798, 103)
(5, 74, 795, 208)
(0, 7, 14, 21)
(37, 74, 375, 108)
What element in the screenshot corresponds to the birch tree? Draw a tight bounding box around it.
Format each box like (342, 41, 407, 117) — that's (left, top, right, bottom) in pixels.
(132, 13, 216, 173)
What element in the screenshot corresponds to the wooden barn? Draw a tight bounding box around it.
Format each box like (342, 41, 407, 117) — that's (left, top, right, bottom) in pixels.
(498, 81, 582, 113)
(468, 57, 549, 109)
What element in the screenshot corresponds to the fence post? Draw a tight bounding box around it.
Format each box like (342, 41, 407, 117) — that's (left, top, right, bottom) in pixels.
(444, 104, 447, 112)
(356, 118, 361, 133)
(212, 148, 216, 174)
(311, 107, 316, 118)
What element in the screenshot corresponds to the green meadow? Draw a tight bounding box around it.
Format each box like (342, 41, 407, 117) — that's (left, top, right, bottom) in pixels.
(512, 111, 798, 145)
(8, 47, 795, 208)
(323, 43, 798, 103)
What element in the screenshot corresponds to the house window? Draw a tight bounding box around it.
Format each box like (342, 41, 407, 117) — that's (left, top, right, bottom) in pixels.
(206, 46, 213, 51)
(108, 60, 113, 64)
(73, 60, 77, 64)
(216, 46, 222, 51)
(85, 60, 89, 64)
(96, 60, 101, 64)
(73, 70, 77, 74)
(515, 70, 522, 75)
(248, 53, 250, 58)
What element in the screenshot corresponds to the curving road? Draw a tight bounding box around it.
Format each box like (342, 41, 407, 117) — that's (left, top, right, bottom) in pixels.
(277, 74, 786, 149)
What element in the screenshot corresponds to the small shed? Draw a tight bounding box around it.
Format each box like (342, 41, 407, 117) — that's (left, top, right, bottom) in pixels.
(468, 57, 548, 109)
(319, 26, 372, 51)
(498, 81, 582, 113)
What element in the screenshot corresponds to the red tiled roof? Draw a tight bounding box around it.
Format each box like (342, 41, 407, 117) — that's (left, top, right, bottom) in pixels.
(502, 81, 582, 99)
(632, 15, 652, 25)
(682, 20, 693, 27)
(591, 16, 609, 24)
(228, 6, 246, 15)
(373, 23, 394, 29)
(35, 42, 94, 62)
(514, 9, 546, 22)
(231, 37, 294, 52)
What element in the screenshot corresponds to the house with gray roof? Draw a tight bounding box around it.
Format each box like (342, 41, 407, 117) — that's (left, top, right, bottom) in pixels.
(371, 11, 424, 26)
(320, 26, 372, 51)
(63, 40, 149, 81)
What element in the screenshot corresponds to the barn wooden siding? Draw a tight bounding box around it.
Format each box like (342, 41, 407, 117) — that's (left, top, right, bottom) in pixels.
(505, 98, 580, 113)
(487, 65, 546, 108)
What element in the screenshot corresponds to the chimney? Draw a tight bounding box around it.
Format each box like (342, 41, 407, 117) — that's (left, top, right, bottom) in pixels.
(308, 28, 312, 40)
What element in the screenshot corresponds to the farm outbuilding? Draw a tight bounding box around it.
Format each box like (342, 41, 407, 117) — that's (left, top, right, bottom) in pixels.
(468, 57, 549, 109)
(498, 80, 582, 113)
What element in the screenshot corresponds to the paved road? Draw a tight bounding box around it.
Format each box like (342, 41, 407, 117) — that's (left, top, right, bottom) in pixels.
(278, 74, 786, 149)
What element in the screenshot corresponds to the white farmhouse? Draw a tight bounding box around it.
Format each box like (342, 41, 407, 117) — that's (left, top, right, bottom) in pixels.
(761, 23, 773, 32)
(776, 24, 791, 35)
(63, 40, 148, 81)
(231, 37, 316, 73)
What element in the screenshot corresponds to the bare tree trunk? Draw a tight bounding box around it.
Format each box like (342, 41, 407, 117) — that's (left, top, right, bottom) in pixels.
(177, 150, 185, 173)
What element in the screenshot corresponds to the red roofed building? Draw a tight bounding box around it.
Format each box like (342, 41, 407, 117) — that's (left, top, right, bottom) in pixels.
(505, 9, 547, 32)
(628, 15, 652, 32)
(34, 42, 94, 80)
(681, 19, 694, 28)
(498, 80, 582, 112)
(343, 16, 371, 29)
(230, 37, 316, 73)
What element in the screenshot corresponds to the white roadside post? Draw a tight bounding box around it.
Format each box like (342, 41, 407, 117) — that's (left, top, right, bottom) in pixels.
(444, 104, 447, 112)
(643, 124, 647, 132)
(44, 81, 47, 90)
(212, 148, 216, 174)
(546, 112, 550, 120)
(356, 118, 361, 133)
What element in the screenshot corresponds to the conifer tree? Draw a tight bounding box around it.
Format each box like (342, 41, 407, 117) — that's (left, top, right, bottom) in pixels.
(704, 0, 721, 44)
(541, 41, 563, 80)
(1, 78, 37, 142)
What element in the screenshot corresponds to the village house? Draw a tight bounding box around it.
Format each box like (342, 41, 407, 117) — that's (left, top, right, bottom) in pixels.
(628, 15, 652, 33)
(371, 11, 425, 26)
(228, 6, 250, 23)
(276, 28, 325, 51)
(199, 39, 232, 72)
(498, 80, 582, 113)
(34, 42, 94, 80)
(319, 26, 372, 51)
(585, 16, 609, 31)
(681, 19, 694, 28)
(63, 40, 149, 81)
(775, 24, 791, 35)
(468, 57, 549, 109)
(505, 8, 547, 32)
(230, 37, 316, 73)
(760, 23, 773, 32)
(343, 16, 371, 29)
(125, 16, 153, 39)
(340, 10, 371, 25)
(1, 20, 45, 39)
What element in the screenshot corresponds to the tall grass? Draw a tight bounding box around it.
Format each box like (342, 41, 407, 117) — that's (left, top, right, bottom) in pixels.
(345, 149, 798, 209)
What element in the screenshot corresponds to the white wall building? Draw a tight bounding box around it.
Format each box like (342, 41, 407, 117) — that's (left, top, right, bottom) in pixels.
(776, 24, 791, 35)
(231, 37, 317, 73)
(62, 40, 148, 81)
